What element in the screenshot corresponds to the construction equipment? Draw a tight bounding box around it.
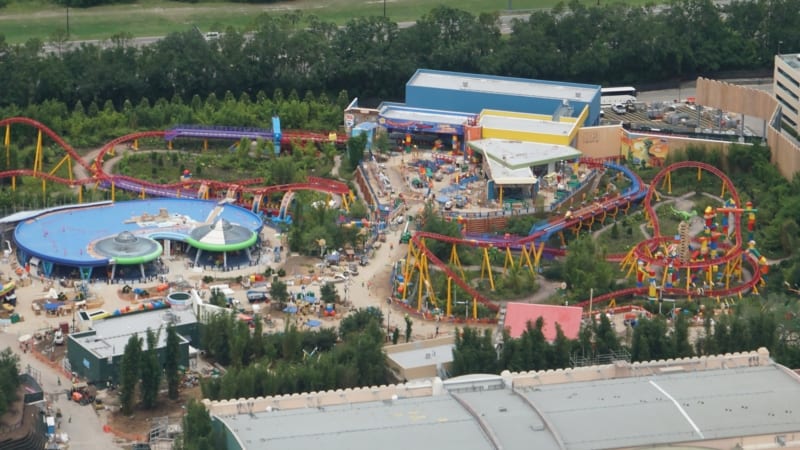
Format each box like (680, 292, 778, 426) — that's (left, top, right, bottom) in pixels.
(70, 382, 96, 406)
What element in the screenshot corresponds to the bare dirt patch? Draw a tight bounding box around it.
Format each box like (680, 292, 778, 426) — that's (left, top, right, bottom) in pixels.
(281, 255, 320, 278)
(107, 385, 202, 440)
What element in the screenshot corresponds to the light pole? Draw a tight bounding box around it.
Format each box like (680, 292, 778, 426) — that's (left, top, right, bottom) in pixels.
(383, 0, 386, 17)
(778, 40, 783, 56)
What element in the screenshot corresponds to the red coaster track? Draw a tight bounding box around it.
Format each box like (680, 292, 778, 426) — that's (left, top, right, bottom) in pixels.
(0, 117, 350, 201)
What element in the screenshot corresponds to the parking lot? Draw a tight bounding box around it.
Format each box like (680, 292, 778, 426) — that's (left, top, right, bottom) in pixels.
(601, 101, 747, 134)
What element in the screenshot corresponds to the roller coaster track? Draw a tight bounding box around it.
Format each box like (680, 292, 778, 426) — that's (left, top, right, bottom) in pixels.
(577, 161, 760, 309)
(575, 252, 763, 309)
(0, 117, 350, 202)
(408, 158, 648, 313)
(408, 159, 761, 315)
(165, 125, 349, 147)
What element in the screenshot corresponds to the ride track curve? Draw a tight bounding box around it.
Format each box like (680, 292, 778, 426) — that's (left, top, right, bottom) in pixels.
(576, 161, 763, 309)
(407, 158, 648, 315)
(0, 117, 351, 203)
(407, 160, 763, 318)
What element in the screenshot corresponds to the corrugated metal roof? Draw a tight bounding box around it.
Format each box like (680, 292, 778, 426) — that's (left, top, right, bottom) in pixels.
(387, 343, 454, 369)
(408, 70, 599, 102)
(523, 364, 800, 449)
(71, 307, 196, 359)
(216, 363, 800, 450)
(469, 139, 582, 170)
(378, 103, 474, 125)
(480, 113, 575, 136)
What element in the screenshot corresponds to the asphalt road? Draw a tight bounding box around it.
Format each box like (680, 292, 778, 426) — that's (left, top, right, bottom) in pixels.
(0, 331, 123, 449)
(42, 12, 530, 53)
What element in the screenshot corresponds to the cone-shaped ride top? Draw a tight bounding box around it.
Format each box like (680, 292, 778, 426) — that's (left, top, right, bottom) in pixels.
(187, 219, 257, 252)
(93, 231, 163, 265)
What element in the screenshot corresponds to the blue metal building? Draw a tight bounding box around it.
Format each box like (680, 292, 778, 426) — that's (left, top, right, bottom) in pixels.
(404, 69, 602, 126)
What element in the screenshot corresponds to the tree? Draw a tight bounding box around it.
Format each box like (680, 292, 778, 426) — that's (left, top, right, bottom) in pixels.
(419, 204, 462, 260)
(404, 314, 413, 343)
(0, 348, 20, 417)
(140, 327, 162, 409)
(630, 318, 671, 362)
(119, 334, 142, 415)
(339, 307, 383, 338)
(516, 317, 548, 371)
(179, 399, 226, 450)
(268, 157, 297, 185)
(451, 327, 497, 376)
(209, 289, 228, 308)
(672, 313, 694, 357)
(562, 236, 616, 301)
(594, 313, 620, 356)
(165, 323, 181, 400)
(346, 131, 367, 170)
(320, 282, 337, 304)
(549, 324, 572, 369)
(392, 327, 400, 345)
(610, 221, 620, 239)
(270, 279, 290, 309)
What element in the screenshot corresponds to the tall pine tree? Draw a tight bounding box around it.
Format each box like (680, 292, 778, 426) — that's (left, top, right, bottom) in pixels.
(165, 323, 181, 400)
(119, 334, 142, 415)
(140, 328, 162, 409)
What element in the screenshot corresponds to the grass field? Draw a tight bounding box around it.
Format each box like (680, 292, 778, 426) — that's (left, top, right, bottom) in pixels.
(1, 0, 626, 44)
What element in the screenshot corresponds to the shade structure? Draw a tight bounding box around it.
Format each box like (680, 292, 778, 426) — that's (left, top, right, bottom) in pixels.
(93, 231, 163, 265)
(187, 219, 257, 252)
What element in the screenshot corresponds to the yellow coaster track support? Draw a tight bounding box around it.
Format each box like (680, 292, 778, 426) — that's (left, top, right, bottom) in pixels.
(449, 243, 466, 281)
(662, 171, 672, 194)
(33, 130, 43, 174)
(480, 247, 496, 291)
(48, 154, 73, 181)
(4, 124, 10, 166)
(503, 247, 515, 274)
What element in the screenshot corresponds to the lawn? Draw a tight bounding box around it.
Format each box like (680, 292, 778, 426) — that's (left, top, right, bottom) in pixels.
(0, 0, 647, 44)
(594, 220, 648, 255)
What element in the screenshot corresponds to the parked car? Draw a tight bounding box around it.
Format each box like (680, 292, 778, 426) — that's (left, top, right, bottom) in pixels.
(333, 274, 349, 282)
(54, 330, 64, 345)
(246, 290, 270, 303)
(360, 255, 369, 266)
(611, 103, 627, 114)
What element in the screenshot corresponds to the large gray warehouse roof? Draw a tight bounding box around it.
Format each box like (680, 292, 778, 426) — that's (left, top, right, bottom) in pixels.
(212, 350, 800, 450)
(523, 364, 800, 449)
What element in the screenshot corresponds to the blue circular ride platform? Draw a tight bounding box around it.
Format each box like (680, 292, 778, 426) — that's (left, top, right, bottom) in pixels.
(14, 198, 263, 268)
